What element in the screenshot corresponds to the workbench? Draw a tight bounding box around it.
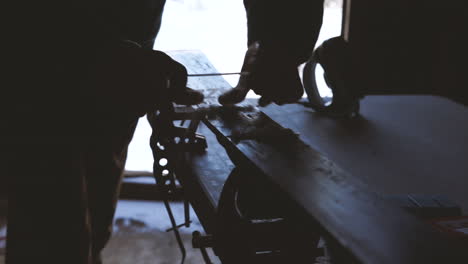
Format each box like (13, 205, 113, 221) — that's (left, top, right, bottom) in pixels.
(263, 96, 468, 213)
(153, 51, 468, 264)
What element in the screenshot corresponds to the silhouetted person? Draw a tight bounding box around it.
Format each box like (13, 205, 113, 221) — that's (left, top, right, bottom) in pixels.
(4, 0, 323, 263)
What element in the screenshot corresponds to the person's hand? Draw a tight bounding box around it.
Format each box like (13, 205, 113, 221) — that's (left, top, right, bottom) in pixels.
(89, 42, 204, 117)
(218, 42, 303, 106)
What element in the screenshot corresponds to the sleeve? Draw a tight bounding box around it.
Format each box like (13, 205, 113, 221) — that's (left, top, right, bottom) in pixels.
(243, 0, 324, 65)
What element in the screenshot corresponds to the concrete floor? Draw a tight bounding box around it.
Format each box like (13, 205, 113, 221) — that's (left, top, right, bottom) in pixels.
(0, 200, 220, 264)
(102, 200, 220, 264)
(0, 200, 332, 263)
(0, 201, 6, 263)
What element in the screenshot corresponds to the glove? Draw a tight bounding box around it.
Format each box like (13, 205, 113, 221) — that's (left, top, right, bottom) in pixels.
(218, 42, 303, 106)
(88, 42, 204, 118)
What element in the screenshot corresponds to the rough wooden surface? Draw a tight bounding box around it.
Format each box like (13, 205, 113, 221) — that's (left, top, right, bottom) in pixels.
(263, 96, 468, 213)
(206, 109, 468, 264)
(169, 50, 468, 263)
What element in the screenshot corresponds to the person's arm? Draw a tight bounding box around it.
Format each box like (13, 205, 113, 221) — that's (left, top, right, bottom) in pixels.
(244, 0, 324, 65)
(7, 1, 201, 129)
(63, 0, 203, 117)
(219, 0, 324, 106)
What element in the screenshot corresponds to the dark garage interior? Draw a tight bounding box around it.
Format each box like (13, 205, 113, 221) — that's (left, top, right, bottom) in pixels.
(2, 0, 467, 263)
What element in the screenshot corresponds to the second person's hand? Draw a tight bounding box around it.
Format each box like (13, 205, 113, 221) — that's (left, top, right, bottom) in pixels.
(218, 42, 304, 107)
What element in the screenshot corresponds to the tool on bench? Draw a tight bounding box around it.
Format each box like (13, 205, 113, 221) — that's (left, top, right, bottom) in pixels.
(146, 76, 254, 262)
(147, 84, 259, 263)
(188, 72, 249, 77)
(147, 101, 188, 264)
(147, 80, 208, 264)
